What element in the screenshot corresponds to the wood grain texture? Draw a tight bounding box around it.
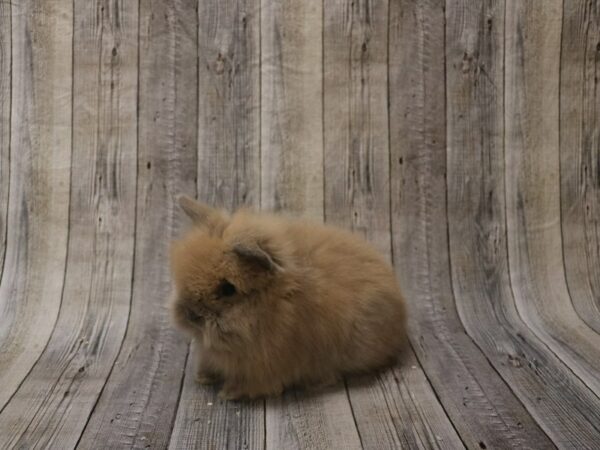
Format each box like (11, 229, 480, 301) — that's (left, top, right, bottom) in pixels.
(260, 0, 323, 219)
(198, 0, 260, 210)
(323, 0, 463, 448)
(560, 1, 600, 335)
(392, 1, 554, 448)
(0, 1, 138, 447)
(261, 3, 362, 447)
(1, 1, 600, 448)
(447, 0, 600, 447)
(266, 387, 361, 450)
(0, 0, 72, 412)
(0, 1, 10, 278)
(505, 0, 600, 395)
(77, 1, 197, 448)
(323, 0, 390, 248)
(170, 342, 265, 450)
(169, 0, 265, 448)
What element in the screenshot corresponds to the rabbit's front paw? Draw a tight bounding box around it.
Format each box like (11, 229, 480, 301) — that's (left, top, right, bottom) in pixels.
(218, 382, 246, 401)
(195, 372, 220, 385)
(218, 380, 283, 400)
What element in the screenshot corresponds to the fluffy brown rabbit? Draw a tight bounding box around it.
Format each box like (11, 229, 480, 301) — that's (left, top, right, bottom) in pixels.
(169, 195, 407, 400)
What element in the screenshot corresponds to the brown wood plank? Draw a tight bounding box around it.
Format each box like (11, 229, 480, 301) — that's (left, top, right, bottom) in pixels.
(261, 1, 362, 448)
(0, 1, 10, 278)
(323, 0, 463, 448)
(0, 1, 138, 447)
(169, 0, 264, 448)
(391, 0, 554, 448)
(0, 0, 72, 411)
(77, 1, 197, 448)
(447, 0, 600, 447)
(560, 1, 600, 336)
(260, 0, 324, 219)
(505, 0, 600, 395)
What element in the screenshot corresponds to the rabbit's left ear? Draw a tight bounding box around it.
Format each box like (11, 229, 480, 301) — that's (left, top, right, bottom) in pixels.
(232, 242, 284, 272)
(178, 195, 228, 234)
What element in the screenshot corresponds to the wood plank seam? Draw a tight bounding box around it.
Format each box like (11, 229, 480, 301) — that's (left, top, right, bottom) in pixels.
(343, 379, 364, 449)
(0, 0, 11, 285)
(504, 0, 600, 398)
(74, 0, 141, 441)
(558, 0, 600, 338)
(0, 0, 73, 414)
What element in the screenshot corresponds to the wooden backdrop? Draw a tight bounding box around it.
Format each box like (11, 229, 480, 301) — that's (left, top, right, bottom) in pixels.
(0, 0, 599, 449)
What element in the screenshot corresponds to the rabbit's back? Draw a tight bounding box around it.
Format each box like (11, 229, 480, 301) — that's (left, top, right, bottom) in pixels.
(276, 218, 408, 375)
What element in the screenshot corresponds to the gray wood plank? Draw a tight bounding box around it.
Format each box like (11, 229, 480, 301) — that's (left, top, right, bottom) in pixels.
(447, 0, 600, 447)
(323, 0, 463, 448)
(198, 0, 260, 211)
(505, 0, 600, 396)
(169, 0, 264, 448)
(260, 0, 324, 218)
(77, 1, 197, 448)
(170, 342, 265, 450)
(261, 2, 362, 448)
(0, 1, 10, 279)
(266, 387, 361, 450)
(560, 1, 600, 336)
(0, 1, 138, 448)
(0, 0, 72, 412)
(323, 0, 391, 249)
(391, 0, 554, 448)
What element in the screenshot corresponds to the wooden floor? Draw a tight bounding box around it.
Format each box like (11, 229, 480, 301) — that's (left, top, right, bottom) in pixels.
(1, 0, 600, 449)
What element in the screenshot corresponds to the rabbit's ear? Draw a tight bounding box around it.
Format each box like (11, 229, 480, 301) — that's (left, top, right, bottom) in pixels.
(178, 195, 227, 234)
(232, 242, 284, 272)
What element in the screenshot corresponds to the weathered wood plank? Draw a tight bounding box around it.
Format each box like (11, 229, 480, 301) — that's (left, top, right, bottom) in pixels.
(505, 0, 600, 395)
(169, 0, 264, 448)
(260, 0, 323, 219)
(170, 342, 265, 450)
(323, 0, 463, 448)
(198, 0, 260, 211)
(560, 0, 600, 336)
(447, 0, 600, 447)
(0, 1, 10, 278)
(266, 387, 361, 450)
(0, 1, 138, 447)
(392, 1, 554, 448)
(261, 2, 362, 448)
(0, 0, 72, 411)
(78, 1, 196, 447)
(324, 0, 390, 249)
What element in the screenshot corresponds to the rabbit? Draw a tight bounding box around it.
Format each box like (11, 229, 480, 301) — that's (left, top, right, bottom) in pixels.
(169, 195, 407, 400)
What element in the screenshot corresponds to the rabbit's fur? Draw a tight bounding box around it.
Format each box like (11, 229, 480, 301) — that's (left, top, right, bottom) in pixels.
(169, 196, 407, 400)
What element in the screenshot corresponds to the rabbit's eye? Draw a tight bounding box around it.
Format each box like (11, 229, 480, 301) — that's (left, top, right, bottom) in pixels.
(217, 280, 236, 298)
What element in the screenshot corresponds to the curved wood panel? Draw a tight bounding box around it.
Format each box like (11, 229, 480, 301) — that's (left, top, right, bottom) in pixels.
(79, 1, 197, 447)
(324, 0, 463, 447)
(0, 1, 10, 278)
(560, 0, 600, 335)
(393, 1, 554, 448)
(0, 1, 597, 447)
(447, 0, 600, 446)
(505, 0, 600, 395)
(261, 2, 364, 449)
(0, 0, 72, 412)
(170, 0, 264, 448)
(0, 1, 138, 447)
